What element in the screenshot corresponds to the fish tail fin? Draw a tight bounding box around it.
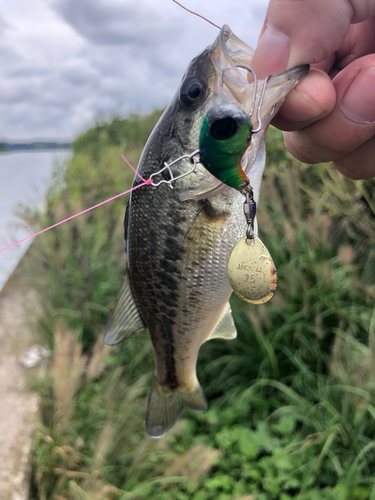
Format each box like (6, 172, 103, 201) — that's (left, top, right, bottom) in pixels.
(146, 379, 207, 438)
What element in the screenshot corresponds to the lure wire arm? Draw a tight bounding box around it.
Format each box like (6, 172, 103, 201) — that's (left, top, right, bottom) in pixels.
(236, 64, 258, 120)
(236, 64, 272, 133)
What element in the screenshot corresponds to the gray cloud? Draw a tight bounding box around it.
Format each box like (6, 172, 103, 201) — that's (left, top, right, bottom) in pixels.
(0, 0, 268, 140)
(0, 14, 10, 32)
(53, 0, 182, 46)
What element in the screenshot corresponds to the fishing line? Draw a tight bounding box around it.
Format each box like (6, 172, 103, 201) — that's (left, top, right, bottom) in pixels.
(0, 156, 153, 254)
(0, 61, 274, 256)
(1, 4, 220, 255)
(172, 0, 220, 29)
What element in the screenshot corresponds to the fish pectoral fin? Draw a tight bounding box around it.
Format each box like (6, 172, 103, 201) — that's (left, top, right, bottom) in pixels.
(183, 202, 228, 265)
(146, 379, 207, 438)
(206, 302, 237, 342)
(104, 269, 145, 346)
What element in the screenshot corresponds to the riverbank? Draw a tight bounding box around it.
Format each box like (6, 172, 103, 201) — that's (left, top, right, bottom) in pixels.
(4, 112, 375, 499)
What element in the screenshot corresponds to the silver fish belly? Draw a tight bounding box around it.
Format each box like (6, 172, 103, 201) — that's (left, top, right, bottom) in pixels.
(104, 25, 309, 437)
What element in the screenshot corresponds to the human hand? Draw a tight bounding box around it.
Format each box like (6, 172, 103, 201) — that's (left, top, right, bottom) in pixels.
(251, 0, 375, 179)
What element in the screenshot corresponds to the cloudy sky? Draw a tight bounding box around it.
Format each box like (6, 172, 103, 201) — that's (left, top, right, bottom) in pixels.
(0, 0, 269, 141)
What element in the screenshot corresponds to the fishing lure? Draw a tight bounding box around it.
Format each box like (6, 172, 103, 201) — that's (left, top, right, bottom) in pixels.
(199, 100, 278, 304)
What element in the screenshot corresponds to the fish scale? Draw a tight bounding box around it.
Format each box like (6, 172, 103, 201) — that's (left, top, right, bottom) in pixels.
(128, 178, 243, 415)
(104, 25, 309, 437)
(129, 186, 191, 385)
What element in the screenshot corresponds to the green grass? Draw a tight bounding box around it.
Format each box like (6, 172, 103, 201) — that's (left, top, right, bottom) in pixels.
(23, 113, 375, 500)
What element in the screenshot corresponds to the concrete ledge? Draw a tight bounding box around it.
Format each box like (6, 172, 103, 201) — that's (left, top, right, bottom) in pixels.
(0, 256, 41, 500)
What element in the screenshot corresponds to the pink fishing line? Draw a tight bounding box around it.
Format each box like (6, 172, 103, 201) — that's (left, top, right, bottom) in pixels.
(121, 154, 150, 184)
(0, 155, 153, 254)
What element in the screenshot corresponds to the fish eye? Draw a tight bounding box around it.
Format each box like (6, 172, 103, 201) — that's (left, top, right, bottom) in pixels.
(187, 82, 201, 99)
(210, 117, 237, 141)
(180, 78, 205, 107)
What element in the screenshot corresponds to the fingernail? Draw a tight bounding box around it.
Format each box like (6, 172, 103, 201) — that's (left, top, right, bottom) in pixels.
(252, 28, 290, 79)
(341, 68, 375, 124)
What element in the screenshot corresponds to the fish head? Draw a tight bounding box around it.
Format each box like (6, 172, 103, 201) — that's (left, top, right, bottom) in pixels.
(156, 25, 308, 201)
(164, 26, 253, 175)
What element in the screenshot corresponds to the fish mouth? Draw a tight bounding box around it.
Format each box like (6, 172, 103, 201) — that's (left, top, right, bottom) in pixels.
(210, 25, 254, 108)
(210, 25, 309, 132)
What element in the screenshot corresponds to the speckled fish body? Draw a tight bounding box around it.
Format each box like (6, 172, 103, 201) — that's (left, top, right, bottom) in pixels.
(104, 26, 309, 437)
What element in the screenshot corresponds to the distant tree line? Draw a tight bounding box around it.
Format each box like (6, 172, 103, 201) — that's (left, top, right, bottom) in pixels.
(0, 141, 71, 152)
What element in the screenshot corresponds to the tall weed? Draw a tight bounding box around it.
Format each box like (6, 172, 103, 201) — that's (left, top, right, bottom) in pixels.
(26, 119, 375, 499)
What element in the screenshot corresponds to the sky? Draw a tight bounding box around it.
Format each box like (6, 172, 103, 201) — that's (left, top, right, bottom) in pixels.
(0, 0, 269, 141)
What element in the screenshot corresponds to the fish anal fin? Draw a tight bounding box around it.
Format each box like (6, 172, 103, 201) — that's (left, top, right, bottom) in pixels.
(146, 379, 207, 438)
(206, 302, 237, 341)
(104, 269, 144, 346)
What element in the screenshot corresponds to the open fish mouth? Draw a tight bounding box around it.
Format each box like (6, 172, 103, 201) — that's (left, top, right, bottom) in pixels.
(211, 25, 309, 132)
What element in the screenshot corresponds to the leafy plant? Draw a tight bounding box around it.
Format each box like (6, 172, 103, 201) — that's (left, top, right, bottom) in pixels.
(25, 118, 375, 500)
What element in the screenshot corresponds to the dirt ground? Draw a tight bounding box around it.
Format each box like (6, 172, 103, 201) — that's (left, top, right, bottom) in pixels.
(0, 260, 41, 500)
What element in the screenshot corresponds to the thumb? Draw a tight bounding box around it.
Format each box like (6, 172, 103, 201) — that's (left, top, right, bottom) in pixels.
(251, 0, 375, 78)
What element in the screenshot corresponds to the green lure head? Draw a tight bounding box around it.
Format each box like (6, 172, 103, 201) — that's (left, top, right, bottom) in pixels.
(199, 104, 252, 190)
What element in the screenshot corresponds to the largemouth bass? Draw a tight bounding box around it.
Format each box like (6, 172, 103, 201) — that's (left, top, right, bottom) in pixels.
(105, 25, 308, 438)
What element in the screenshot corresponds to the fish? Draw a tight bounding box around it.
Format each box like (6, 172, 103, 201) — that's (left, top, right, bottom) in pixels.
(104, 25, 308, 438)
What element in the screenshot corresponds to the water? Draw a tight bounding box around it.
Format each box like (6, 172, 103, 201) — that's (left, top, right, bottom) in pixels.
(0, 150, 72, 291)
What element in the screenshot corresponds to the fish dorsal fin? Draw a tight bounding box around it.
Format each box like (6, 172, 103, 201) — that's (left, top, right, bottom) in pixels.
(206, 302, 237, 341)
(104, 269, 145, 346)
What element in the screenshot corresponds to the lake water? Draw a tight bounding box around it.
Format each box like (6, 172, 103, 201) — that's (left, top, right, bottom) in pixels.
(0, 150, 72, 291)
